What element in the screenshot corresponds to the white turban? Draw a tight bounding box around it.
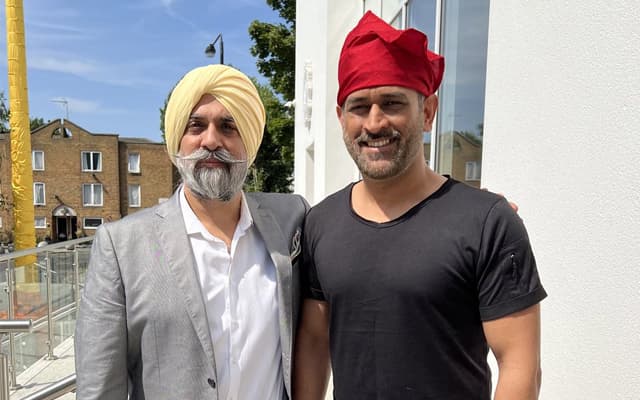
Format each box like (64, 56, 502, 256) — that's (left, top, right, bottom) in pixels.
(164, 64, 265, 166)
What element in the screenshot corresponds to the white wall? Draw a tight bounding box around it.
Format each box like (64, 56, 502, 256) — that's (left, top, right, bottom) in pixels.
(294, 0, 361, 204)
(483, 2, 640, 399)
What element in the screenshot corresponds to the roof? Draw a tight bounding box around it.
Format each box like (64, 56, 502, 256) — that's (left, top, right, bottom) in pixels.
(118, 137, 163, 144)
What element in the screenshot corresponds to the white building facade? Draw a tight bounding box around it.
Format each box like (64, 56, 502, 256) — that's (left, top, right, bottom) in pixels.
(294, 1, 640, 399)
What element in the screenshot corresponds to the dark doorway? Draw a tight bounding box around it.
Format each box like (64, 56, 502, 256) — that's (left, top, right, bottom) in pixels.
(54, 216, 77, 241)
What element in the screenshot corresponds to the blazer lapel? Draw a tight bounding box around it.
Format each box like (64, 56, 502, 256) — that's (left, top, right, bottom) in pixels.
(154, 192, 217, 372)
(245, 195, 294, 388)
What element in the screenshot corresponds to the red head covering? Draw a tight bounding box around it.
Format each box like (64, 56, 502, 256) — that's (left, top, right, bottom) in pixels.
(337, 11, 445, 106)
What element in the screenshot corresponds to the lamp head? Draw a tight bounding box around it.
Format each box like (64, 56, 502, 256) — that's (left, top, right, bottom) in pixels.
(204, 43, 217, 57)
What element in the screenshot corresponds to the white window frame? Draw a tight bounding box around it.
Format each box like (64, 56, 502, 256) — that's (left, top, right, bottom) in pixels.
(128, 153, 141, 173)
(81, 151, 102, 172)
(33, 182, 46, 205)
(82, 183, 103, 206)
(83, 217, 103, 229)
(34, 216, 47, 228)
(465, 161, 481, 181)
(32, 150, 45, 171)
(128, 184, 141, 207)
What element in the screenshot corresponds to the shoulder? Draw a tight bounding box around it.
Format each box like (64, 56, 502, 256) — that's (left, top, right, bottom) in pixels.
(247, 191, 309, 210)
(307, 184, 353, 219)
(246, 192, 310, 222)
(97, 198, 173, 240)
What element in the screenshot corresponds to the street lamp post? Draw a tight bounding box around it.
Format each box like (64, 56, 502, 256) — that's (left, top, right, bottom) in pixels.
(204, 33, 224, 64)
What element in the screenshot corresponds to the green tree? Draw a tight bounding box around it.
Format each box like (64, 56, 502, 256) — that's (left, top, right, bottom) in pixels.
(245, 80, 293, 192)
(30, 117, 46, 131)
(248, 0, 296, 101)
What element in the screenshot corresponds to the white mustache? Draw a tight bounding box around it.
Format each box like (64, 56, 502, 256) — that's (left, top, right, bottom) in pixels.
(175, 149, 247, 164)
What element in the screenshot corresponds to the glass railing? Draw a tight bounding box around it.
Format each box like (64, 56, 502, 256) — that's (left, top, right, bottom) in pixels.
(0, 237, 92, 395)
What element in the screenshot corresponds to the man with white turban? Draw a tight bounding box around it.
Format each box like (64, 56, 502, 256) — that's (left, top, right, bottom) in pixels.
(76, 64, 308, 400)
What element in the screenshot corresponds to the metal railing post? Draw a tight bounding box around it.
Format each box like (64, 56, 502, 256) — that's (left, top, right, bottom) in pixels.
(0, 320, 32, 398)
(73, 248, 80, 317)
(45, 252, 56, 360)
(6, 261, 21, 389)
(0, 337, 9, 400)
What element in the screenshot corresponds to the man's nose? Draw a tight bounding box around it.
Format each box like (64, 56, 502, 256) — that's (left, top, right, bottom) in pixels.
(200, 124, 222, 151)
(363, 104, 390, 133)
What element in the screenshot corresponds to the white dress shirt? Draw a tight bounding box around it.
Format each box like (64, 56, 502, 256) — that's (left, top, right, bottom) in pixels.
(180, 188, 283, 400)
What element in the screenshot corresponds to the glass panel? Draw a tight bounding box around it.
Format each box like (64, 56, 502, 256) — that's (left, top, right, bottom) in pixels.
(93, 153, 101, 171)
(82, 152, 90, 170)
(407, 0, 437, 167)
(84, 218, 103, 228)
(94, 185, 103, 205)
(435, 0, 489, 188)
(129, 185, 140, 206)
(408, 0, 437, 51)
(128, 153, 140, 173)
(83, 184, 91, 205)
(35, 217, 46, 228)
(32, 151, 44, 170)
(34, 183, 45, 205)
(0, 239, 93, 376)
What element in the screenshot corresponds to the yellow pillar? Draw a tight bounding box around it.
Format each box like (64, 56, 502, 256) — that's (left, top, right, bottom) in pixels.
(5, 0, 37, 277)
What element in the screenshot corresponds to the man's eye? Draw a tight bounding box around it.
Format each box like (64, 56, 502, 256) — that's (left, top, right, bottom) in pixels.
(186, 121, 204, 130)
(221, 123, 238, 134)
(349, 104, 368, 112)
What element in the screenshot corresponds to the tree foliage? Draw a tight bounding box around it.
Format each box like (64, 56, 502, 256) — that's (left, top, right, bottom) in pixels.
(245, 80, 293, 192)
(248, 0, 296, 101)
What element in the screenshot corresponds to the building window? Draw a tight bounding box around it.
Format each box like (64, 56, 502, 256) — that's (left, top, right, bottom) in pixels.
(128, 184, 141, 207)
(82, 183, 103, 206)
(34, 182, 46, 205)
(433, 0, 489, 185)
(81, 151, 102, 172)
(465, 161, 481, 181)
(83, 217, 103, 229)
(32, 150, 45, 171)
(35, 216, 46, 228)
(128, 153, 141, 173)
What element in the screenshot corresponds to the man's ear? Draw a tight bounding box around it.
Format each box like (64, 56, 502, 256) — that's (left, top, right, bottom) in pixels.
(336, 104, 345, 129)
(423, 94, 438, 132)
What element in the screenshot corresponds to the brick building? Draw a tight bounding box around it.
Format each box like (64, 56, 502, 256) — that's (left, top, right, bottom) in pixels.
(0, 119, 176, 243)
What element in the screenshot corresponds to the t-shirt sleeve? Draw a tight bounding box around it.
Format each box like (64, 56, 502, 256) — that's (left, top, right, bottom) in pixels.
(476, 199, 547, 321)
(301, 219, 326, 301)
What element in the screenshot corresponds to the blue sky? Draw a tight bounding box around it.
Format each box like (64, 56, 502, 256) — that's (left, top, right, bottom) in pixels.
(0, 0, 282, 142)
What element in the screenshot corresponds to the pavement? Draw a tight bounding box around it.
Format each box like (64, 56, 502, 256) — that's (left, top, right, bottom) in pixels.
(9, 336, 76, 400)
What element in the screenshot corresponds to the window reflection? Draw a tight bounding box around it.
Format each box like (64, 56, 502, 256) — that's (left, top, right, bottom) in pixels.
(407, 0, 437, 167)
(435, 0, 489, 188)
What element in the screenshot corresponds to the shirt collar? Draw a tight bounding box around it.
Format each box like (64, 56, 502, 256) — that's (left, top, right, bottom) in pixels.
(179, 186, 253, 238)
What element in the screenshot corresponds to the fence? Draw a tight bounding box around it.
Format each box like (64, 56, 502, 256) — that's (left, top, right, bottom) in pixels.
(0, 237, 93, 398)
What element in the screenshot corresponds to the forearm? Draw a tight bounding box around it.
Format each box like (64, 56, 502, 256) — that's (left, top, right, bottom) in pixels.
(293, 299, 331, 400)
(293, 328, 331, 400)
(493, 364, 541, 400)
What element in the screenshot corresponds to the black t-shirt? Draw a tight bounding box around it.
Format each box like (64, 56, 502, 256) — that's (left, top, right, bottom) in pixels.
(302, 178, 547, 400)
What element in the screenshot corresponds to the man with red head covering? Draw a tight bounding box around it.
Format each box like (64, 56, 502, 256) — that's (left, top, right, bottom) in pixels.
(294, 11, 546, 400)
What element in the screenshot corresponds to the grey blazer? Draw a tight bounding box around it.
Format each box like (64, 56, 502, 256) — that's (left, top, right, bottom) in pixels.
(75, 191, 309, 400)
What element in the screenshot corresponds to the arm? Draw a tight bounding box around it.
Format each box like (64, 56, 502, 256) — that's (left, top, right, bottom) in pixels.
(74, 227, 129, 399)
(293, 299, 331, 400)
(483, 304, 542, 400)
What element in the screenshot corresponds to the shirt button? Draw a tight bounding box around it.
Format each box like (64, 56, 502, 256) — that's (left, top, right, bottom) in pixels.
(207, 378, 216, 388)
